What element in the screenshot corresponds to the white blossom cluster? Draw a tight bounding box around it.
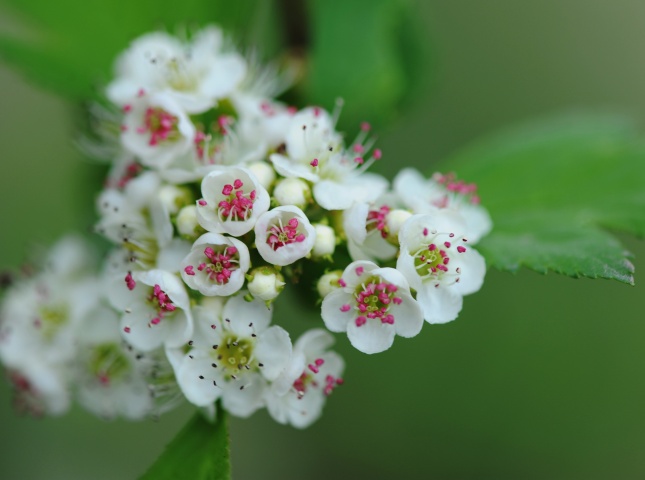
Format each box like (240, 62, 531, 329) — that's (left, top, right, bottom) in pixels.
(0, 26, 491, 428)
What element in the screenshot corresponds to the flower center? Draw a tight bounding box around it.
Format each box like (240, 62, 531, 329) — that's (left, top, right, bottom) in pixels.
(212, 335, 256, 381)
(267, 218, 305, 251)
(347, 275, 401, 327)
(166, 58, 199, 92)
(36, 303, 69, 340)
(411, 231, 469, 285)
(146, 284, 177, 326)
(186, 245, 239, 285)
(88, 343, 131, 386)
(366, 205, 391, 239)
(216, 178, 256, 221)
(137, 107, 180, 146)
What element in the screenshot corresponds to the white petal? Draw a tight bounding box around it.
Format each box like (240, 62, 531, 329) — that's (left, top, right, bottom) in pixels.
(347, 320, 395, 354)
(321, 291, 354, 332)
(451, 247, 487, 296)
(417, 286, 464, 324)
(255, 326, 292, 381)
(223, 295, 272, 336)
(390, 292, 424, 338)
(270, 153, 319, 182)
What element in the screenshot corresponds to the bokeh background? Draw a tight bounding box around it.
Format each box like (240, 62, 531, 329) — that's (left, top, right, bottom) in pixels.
(1, 1, 645, 479)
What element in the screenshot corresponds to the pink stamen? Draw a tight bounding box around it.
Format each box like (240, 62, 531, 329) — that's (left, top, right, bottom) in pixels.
(457, 246, 467, 253)
(125, 272, 136, 291)
(310, 158, 319, 167)
(184, 266, 195, 276)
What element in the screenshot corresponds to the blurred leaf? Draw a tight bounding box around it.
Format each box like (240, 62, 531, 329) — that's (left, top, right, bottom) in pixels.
(305, 0, 429, 130)
(444, 115, 645, 284)
(140, 412, 230, 480)
(0, 0, 262, 99)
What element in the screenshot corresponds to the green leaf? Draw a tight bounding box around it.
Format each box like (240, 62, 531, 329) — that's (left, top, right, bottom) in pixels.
(443, 114, 644, 284)
(139, 412, 231, 480)
(0, 0, 262, 99)
(305, 0, 430, 130)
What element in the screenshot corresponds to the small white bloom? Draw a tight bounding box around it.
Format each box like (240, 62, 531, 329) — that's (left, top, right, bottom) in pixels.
(74, 304, 180, 420)
(254, 206, 316, 266)
(394, 168, 492, 244)
(273, 177, 311, 209)
(247, 267, 285, 302)
(180, 233, 250, 296)
(121, 93, 195, 169)
(175, 295, 292, 417)
(270, 107, 388, 210)
(111, 269, 193, 351)
(265, 329, 344, 428)
(107, 27, 246, 114)
(196, 166, 270, 236)
(311, 223, 336, 259)
(397, 212, 486, 324)
(321, 261, 423, 354)
(344, 202, 398, 262)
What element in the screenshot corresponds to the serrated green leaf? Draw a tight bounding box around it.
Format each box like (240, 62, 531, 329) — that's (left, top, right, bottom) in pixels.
(442, 114, 644, 284)
(139, 412, 230, 480)
(0, 0, 262, 99)
(305, 0, 429, 129)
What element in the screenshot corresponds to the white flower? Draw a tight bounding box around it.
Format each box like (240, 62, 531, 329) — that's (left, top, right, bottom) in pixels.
(397, 212, 486, 324)
(180, 233, 250, 296)
(343, 202, 398, 262)
(0, 237, 99, 415)
(74, 304, 180, 420)
(265, 329, 344, 428)
(196, 166, 270, 236)
(269, 107, 388, 210)
(96, 171, 190, 272)
(120, 92, 195, 169)
(254, 206, 316, 266)
(321, 261, 423, 354)
(393, 168, 492, 244)
(111, 269, 193, 351)
(175, 295, 292, 417)
(107, 27, 246, 114)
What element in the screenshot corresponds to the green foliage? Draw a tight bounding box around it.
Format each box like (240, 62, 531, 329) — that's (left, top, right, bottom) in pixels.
(304, 0, 429, 129)
(139, 412, 231, 480)
(0, 0, 260, 99)
(444, 115, 644, 284)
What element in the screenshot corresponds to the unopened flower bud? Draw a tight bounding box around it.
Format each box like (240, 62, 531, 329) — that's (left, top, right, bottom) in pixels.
(177, 205, 202, 238)
(159, 185, 193, 214)
(386, 209, 412, 244)
(273, 177, 310, 209)
(311, 224, 336, 259)
(247, 161, 276, 190)
(317, 270, 343, 299)
(247, 267, 285, 301)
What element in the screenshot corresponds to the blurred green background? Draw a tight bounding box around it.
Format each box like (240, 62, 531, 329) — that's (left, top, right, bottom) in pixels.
(1, 1, 645, 479)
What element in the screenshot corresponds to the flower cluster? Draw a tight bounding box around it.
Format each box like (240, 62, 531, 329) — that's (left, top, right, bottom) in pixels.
(0, 26, 491, 427)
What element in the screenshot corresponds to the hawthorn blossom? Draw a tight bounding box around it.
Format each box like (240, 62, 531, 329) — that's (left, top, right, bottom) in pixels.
(110, 269, 193, 351)
(394, 168, 492, 243)
(321, 261, 423, 354)
(397, 212, 486, 324)
(74, 304, 181, 420)
(265, 329, 344, 428)
(120, 92, 195, 169)
(107, 27, 246, 113)
(175, 295, 291, 417)
(269, 107, 388, 210)
(343, 201, 400, 262)
(180, 233, 250, 296)
(196, 166, 270, 236)
(0, 237, 99, 415)
(254, 206, 316, 266)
